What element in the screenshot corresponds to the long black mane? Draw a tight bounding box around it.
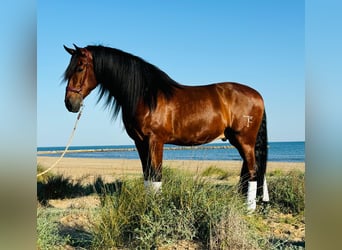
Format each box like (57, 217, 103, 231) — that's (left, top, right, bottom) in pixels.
(83, 45, 182, 119)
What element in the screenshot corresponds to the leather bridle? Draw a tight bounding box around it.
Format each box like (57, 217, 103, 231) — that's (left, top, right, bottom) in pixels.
(66, 62, 89, 95)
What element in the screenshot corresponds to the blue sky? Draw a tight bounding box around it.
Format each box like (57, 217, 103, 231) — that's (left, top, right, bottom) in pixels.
(38, 1, 304, 147)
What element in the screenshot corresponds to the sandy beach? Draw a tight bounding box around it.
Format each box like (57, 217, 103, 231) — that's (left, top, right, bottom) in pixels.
(37, 156, 305, 183)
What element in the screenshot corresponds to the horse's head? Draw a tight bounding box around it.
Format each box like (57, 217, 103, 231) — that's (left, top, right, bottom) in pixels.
(63, 44, 97, 112)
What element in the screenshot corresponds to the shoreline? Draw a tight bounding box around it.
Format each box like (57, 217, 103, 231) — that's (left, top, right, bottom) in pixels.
(37, 145, 236, 155)
(37, 156, 305, 183)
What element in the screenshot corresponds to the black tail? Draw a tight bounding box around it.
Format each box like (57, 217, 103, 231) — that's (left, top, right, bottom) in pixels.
(255, 111, 268, 197)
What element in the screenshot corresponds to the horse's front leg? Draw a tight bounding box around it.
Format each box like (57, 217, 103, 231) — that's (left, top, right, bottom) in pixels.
(143, 137, 164, 191)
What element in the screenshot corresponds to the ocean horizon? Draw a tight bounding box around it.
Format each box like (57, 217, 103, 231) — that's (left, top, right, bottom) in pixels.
(37, 141, 305, 163)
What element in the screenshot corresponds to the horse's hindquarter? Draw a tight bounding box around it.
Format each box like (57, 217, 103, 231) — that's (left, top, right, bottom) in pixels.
(218, 82, 265, 132)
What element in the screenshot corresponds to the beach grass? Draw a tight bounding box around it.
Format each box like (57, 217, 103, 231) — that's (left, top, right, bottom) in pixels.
(37, 164, 305, 249)
(91, 168, 262, 249)
(268, 170, 305, 215)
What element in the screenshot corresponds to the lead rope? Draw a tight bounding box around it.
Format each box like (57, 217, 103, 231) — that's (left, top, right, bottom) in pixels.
(37, 103, 84, 177)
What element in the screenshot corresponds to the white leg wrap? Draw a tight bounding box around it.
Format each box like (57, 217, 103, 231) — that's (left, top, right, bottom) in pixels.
(247, 181, 257, 211)
(262, 177, 269, 202)
(144, 181, 162, 192)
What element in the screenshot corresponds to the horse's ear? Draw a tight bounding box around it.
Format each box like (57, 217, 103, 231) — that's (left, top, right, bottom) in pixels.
(72, 44, 90, 58)
(64, 45, 75, 55)
(73, 43, 82, 52)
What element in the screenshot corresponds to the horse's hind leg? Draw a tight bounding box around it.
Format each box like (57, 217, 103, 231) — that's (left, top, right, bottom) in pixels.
(226, 130, 258, 210)
(239, 144, 258, 210)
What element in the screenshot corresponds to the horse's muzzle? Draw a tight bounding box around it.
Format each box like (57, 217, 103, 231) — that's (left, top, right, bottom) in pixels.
(65, 97, 81, 113)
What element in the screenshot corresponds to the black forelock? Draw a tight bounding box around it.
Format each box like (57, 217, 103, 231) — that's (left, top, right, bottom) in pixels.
(63, 53, 79, 82)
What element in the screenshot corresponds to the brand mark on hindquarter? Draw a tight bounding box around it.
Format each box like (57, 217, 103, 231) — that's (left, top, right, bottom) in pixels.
(243, 115, 253, 127)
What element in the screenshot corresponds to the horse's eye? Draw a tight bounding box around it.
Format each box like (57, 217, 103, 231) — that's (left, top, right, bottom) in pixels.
(77, 66, 83, 72)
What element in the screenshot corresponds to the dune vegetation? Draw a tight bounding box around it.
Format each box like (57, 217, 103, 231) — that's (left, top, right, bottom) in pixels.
(37, 165, 304, 249)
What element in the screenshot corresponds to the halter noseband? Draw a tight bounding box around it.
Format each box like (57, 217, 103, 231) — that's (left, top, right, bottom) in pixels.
(67, 86, 82, 94)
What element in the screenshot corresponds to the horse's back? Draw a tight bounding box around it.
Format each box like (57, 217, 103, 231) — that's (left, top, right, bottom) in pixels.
(215, 82, 264, 102)
(174, 82, 264, 117)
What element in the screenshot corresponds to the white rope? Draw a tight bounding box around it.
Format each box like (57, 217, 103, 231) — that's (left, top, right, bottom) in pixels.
(37, 104, 84, 177)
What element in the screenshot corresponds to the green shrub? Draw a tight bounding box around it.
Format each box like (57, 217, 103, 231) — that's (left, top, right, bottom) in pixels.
(211, 208, 262, 250)
(268, 170, 305, 214)
(37, 208, 70, 249)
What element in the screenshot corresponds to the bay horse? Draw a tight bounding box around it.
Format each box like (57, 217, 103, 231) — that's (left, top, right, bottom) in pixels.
(63, 44, 268, 210)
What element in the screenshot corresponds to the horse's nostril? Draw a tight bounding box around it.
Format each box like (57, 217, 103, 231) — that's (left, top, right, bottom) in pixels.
(65, 98, 80, 113)
(65, 99, 73, 111)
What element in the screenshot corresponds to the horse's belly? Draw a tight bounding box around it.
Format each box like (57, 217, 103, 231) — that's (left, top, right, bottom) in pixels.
(167, 122, 226, 146)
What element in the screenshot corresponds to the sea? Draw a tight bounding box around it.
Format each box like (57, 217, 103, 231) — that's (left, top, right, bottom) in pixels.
(37, 141, 304, 162)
